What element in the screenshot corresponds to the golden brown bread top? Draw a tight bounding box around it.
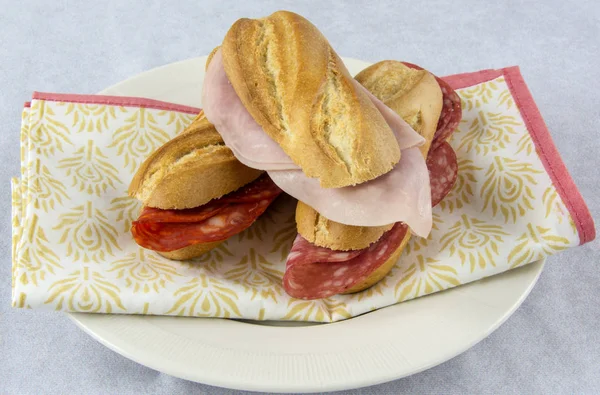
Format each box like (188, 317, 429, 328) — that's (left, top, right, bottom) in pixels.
(128, 114, 262, 209)
(221, 10, 400, 188)
(355, 61, 443, 158)
(296, 60, 443, 250)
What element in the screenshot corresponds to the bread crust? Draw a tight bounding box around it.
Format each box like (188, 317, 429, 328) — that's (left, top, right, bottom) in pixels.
(296, 201, 393, 251)
(128, 114, 263, 209)
(157, 240, 223, 261)
(221, 10, 400, 188)
(355, 61, 443, 157)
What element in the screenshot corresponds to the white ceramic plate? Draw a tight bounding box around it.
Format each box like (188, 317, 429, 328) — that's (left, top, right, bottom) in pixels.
(69, 56, 545, 393)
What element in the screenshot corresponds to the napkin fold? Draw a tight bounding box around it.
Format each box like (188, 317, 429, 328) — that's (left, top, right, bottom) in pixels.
(11, 66, 595, 322)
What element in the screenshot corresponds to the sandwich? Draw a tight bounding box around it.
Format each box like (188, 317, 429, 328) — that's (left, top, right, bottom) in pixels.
(201, 10, 462, 299)
(284, 61, 461, 299)
(128, 112, 283, 260)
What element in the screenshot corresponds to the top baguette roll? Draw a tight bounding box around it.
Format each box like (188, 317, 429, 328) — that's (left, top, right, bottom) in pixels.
(296, 61, 443, 251)
(128, 113, 263, 209)
(220, 10, 401, 188)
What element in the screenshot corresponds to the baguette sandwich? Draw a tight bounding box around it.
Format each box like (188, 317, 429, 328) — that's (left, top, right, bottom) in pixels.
(128, 112, 283, 260)
(286, 61, 461, 298)
(201, 10, 462, 299)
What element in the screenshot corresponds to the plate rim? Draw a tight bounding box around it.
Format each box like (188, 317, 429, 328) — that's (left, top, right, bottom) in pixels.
(67, 55, 546, 393)
(69, 261, 544, 393)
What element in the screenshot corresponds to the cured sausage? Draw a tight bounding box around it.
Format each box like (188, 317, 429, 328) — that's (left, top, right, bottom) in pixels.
(135, 174, 282, 225)
(132, 199, 275, 251)
(286, 237, 364, 264)
(135, 205, 226, 224)
(131, 174, 282, 251)
(401, 62, 462, 149)
(432, 77, 462, 148)
(283, 223, 409, 300)
(222, 174, 284, 203)
(427, 141, 458, 207)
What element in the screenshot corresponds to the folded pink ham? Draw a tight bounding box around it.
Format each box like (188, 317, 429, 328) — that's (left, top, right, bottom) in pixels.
(201, 50, 294, 170)
(267, 148, 431, 236)
(202, 49, 433, 237)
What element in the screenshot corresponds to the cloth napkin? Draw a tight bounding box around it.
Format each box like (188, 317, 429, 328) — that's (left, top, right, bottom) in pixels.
(11, 67, 595, 322)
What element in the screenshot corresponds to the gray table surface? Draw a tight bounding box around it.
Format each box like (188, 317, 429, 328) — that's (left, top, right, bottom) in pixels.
(1, 1, 599, 394)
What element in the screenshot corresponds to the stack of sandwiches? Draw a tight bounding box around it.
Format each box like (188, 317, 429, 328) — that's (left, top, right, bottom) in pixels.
(129, 11, 461, 300)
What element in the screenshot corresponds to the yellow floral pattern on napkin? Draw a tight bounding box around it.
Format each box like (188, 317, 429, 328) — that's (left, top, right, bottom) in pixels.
(12, 77, 581, 322)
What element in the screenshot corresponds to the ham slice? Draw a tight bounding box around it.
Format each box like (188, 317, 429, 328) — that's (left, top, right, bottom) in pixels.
(202, 49, 433, 236)
(268, 147, 432, 237)
(202, 50, 294, 170)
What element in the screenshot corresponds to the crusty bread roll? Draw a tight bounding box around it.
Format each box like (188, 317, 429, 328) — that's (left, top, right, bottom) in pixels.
(129, 113, 263, 261)
(296, 201, 393, 251)
(128, 113, 263, 209)
(355, 61, 443, 157)
(221, 10, 401, 188)
(157, 240, 223, 261)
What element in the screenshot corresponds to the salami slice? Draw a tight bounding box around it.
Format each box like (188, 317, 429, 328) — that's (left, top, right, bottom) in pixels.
(132, 199, 276, 251)
(135, 174, 282, 225)
(135, 205, 226, 224)
(221, 174, 284, 204)
(283, 223, 409, 300)
(286, 236, 364, 264)
(432, 78, 462, 148)
(131, 174, 282, 251)
(427, 141, 458, 207)
(401, 62, 462, 149)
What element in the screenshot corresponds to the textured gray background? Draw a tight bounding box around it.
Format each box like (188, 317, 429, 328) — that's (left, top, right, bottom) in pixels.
(1, 1, 599, 394)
